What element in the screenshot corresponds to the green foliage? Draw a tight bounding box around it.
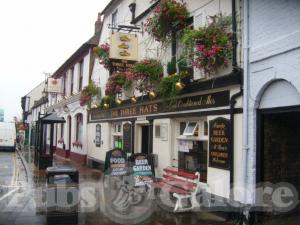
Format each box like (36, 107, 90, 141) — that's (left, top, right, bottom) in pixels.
(93, 43, 111, 70)
(167, 58, 177, 75)
(181, 14, 233, 75)
(145, 0, 189, 44)
(99, 95, 115, 109)
(158, 72, 186, 104)
(177, 57, 188, 73)
(81, 81, 100, 97)
(131, 59, 163, 92)
(80, 81, 101, 107)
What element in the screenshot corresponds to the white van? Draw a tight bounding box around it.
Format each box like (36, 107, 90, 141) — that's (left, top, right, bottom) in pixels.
(0, 122, 16, 151)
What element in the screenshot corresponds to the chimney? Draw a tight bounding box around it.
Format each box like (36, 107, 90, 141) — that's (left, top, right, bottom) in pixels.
(94, 13, 102, 34)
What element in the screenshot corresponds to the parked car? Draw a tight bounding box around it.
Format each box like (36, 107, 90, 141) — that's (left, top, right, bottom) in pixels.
(0, 122, 16, 151)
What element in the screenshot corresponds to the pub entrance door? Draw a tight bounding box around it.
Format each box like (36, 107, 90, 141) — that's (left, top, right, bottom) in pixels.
(141, 125, 150, 155)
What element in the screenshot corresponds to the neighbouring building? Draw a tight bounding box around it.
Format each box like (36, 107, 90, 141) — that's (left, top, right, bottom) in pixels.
(88, 0, 244, 204)
(21, 81, 48, 146)
(244, 0, 300, 213)
(45, 14, 102, 165)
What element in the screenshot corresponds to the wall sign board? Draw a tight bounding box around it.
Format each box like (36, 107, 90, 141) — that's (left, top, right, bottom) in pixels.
(90, 91, 230, 122)
(132, 153, 154, 187)
(122, 122, 132, 153)
(104, 148, 127, 176)
(109, 32, 138, 61)
(209, 117, 231, 170)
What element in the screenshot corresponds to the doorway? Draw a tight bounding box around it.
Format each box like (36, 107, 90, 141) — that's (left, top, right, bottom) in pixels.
(257, 108, 300, 220)
(141, 125, 149, 154)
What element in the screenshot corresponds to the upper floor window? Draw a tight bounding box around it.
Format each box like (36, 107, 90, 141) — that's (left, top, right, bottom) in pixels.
(63, 73, 67, 96)
(78, 60, 84, 91)
(70, 67, 74, 95)
(112, 10, 118, 27)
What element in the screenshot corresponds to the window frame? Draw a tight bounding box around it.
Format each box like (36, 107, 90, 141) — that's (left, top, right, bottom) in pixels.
(183, 122, 198, 136)
(95, 124, 101, 147)
(75, 114, 83, 142)
(78, 60, 84, 91)
(70, 67, 74, 95)
(111, 122, 123, 149)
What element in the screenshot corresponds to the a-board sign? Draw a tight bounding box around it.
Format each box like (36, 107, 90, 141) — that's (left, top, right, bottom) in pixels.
(122, 122, 132, 153)
(104, 148, 127, 176)
(209, 117, 231, 170)
(132, 153, 154, 187)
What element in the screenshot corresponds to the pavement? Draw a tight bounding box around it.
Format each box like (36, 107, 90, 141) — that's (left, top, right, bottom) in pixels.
(0, 146, 298, 225)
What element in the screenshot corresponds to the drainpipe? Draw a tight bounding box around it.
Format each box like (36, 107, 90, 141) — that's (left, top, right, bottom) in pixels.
(242, 0, 250, 206)
(229, 0, 240, 192)
(230, 88, 243, 203)
(232, 0, 238, 71)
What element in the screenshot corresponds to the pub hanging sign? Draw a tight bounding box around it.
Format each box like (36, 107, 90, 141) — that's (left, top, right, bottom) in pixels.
(209, 117, 231, 170)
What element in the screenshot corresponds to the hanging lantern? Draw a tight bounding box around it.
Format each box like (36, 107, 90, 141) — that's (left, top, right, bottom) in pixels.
(116, 98, 122, 105)
(131, 96, 137, 103)
(103, 103, 109, 109)
(148, 90, 156, 99)
(175, 79, 185, 91)
(102, 95, 109, 103)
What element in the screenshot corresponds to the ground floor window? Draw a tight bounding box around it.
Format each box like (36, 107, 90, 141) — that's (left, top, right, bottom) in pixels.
(76, 114, 83, 143)
(177, 119, 208, 182)
(112, 123, 123, 149)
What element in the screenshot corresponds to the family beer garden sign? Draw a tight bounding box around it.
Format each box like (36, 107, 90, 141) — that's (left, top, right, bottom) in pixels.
(209, 117, 231, 170)
(90, 91, 230, 121)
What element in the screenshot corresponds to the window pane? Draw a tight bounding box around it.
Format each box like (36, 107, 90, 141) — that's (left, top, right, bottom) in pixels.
(155, 125, 161, 138)
(183, 122, 197, 135)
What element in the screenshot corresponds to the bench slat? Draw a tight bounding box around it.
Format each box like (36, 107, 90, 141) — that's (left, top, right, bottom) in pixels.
(163, 168, 199, 179)
(152, 181, 191, 195)
(162, 174, 196, 188)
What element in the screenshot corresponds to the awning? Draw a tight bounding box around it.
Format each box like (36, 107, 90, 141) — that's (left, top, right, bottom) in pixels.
(40, 113, 65, 124)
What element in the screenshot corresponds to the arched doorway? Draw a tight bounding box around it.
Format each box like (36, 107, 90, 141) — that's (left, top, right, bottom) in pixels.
(256, 80, 300, 216)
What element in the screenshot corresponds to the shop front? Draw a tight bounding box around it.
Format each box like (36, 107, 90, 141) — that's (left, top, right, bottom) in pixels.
(88, 75, 243, 201)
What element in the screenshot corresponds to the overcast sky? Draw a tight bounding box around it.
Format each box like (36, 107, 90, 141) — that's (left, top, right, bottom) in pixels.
(0, 0, 110, 122)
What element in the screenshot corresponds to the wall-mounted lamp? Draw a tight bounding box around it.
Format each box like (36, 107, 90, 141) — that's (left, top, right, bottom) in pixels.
(63, 105, 69, 113)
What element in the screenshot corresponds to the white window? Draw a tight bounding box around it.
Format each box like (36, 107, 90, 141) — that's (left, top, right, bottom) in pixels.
(95, 124, 101, 147)
(183, 122, 198, 136)
(78, 60, 84, 91)
(112, 123, 122, 149)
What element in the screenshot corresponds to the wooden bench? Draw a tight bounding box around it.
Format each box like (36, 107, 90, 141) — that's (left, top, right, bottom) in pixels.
(152, 167, 208, 212)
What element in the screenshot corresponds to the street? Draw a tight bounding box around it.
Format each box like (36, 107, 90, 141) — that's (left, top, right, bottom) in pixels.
(0, 149, 234, 225)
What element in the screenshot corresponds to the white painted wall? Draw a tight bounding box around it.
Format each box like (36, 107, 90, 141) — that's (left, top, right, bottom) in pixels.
(25, 81, 45, 110)
(87, 122, 111, 162)
(152, 118, 173, 177)
(246, 0, 300, 204)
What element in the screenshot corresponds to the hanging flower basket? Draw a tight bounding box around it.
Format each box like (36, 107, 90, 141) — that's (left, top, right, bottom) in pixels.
(72, 141, 82, 148)
(130, 59, 163, 93)
(80, 81, 100, 107)
(105, 72, 129, 96)
(181, 14, 233, 75)
(145, 0, 189, 44)
(93, 43, 111, 70)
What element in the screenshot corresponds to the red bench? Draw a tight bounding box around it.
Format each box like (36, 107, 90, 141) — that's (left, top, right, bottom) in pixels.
(152, 167, 207, 212)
